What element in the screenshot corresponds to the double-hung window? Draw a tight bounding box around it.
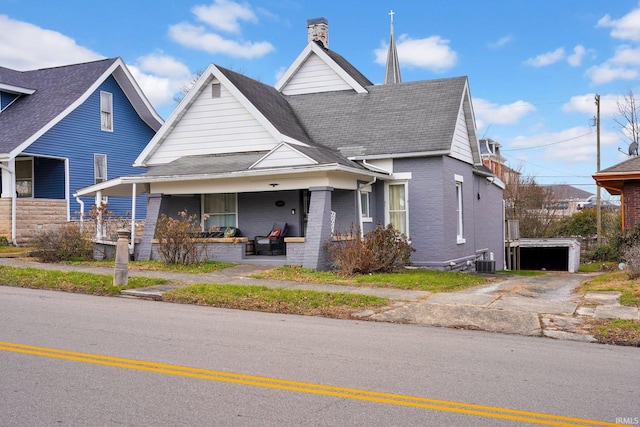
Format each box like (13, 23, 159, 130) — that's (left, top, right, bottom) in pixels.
(387, 182, 408, 237)
(100, 91, 113, 131)
(204, 193, 237, 230)
(455, 174, 465, 244)
(15, 158, 33, 198)
(360, 188, 372, 223)
(94, 154, 107, 184)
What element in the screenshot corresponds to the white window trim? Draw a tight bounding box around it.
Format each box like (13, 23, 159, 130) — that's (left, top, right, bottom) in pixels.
(455, 174, 465, 244)
(94, 154, 107, 184)
(100, 91, 113, 132)
(202, 193, 238, 230)
(384, 181, 409, 238)
(15, 157, 34, 198)
(359, 187, 372, 223)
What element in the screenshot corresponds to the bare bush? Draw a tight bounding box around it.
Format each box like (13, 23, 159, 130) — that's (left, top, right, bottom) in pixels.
(326, 223, 414, 276)
(31, 222, 93, 262)
(155, 211, 206, 264)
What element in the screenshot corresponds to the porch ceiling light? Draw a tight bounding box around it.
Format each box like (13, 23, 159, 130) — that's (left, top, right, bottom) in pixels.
(269, 183, 279, 187)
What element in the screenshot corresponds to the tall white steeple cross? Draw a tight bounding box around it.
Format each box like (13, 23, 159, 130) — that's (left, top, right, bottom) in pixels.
(389, 9, 395, 24)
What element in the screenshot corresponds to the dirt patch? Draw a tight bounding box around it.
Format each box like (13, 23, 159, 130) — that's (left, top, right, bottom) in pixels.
(583, 318, 640, 346)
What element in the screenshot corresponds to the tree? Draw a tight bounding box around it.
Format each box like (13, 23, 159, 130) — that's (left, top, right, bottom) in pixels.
(503, 168, 561, 238)
(172, 70, 204, 104)
(614, 89, 640, 154)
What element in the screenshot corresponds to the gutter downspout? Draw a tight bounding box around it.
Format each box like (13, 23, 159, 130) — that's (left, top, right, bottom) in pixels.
(358, 160, 390, 237)
(0, 163, 17, 245)
(357, 177, 377, 237)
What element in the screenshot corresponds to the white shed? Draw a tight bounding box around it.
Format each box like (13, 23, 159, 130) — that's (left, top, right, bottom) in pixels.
(519, 238, 581, 273)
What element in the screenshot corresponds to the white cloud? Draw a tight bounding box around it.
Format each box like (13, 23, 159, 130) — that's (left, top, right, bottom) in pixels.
(609, 44, 640, 66)
(374, 35, 457, 72)
(168, 1, 274, 59)
(169, 22, 274, 58)
(597, 5, 640, 42)
(135, 53, 191, 79)
(524, 48, 565, 67)
(509, 127, 597, 163)
(192, 0, 257, 33)
(585, 63, 639, 85)
(563, 93, 621, 118)
(473, 98, 536, 128)
(128, 54, 193, 109)
(487, 35, 512, 49)
(0, 14, 102, 70)
(567, 45, 587, 67)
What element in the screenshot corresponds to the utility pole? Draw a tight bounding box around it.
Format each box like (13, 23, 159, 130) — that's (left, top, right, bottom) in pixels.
(595, 94, 602, 246)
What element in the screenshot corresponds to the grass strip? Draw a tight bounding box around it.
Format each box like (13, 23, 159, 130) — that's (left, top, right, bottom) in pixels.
(61, 259, 236, 273)
(0, 265, 168, 296)
(578, 270, 640, 307)
(163, 284, 389, 318)
(252, 266, 486, 292)
(587, 319, 640, 346)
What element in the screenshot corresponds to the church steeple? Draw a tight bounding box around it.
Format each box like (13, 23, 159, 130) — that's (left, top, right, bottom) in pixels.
(384, 10, 402, 84)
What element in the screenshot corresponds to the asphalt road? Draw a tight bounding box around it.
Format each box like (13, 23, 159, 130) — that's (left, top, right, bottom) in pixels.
(1, 286, 638, 426)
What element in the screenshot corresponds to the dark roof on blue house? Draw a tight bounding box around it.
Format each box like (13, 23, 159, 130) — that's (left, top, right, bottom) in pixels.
(0, 58, 162, 157)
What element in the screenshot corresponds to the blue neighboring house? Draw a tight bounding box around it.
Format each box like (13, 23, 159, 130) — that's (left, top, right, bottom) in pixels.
(0, 58, 163, 244)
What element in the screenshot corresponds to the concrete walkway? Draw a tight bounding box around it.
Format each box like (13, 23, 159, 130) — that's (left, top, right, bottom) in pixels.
(1, 258, 637, 342)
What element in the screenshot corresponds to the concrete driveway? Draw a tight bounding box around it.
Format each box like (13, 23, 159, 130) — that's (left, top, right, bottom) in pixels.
(371, 272, 639, 342)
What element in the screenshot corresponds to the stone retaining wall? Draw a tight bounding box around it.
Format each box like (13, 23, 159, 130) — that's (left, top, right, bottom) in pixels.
(0, 198, 67, 243)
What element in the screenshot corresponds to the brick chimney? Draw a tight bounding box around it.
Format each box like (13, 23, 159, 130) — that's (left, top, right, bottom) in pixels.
(307, 17, 328, 48)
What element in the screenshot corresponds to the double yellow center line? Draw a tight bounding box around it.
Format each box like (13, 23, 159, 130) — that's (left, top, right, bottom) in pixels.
(0, 341, 615, 426)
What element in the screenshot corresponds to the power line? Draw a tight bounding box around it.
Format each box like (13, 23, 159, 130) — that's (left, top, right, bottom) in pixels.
(502, 130, 593, 152)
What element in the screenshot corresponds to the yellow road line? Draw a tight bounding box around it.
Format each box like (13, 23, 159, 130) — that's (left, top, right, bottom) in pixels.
(0, 341, 615, 427)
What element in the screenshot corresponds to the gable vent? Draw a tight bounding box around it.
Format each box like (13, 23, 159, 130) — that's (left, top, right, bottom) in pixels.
(211, 83, 221, 98)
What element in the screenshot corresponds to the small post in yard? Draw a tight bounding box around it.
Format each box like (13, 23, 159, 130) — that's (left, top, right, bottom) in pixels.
(114, 228, 131, 286)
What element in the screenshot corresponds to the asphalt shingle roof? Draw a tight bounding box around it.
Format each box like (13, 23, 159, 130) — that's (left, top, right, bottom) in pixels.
(285, 76, 467, 157)
(217, 66, 312, 144)
(597, 155, 640, 174)
(144, 152, 269, 176)
(0, 58, 119, 154)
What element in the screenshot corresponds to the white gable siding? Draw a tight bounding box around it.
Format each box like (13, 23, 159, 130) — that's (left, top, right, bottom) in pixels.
(253, 145, 316, 169)
(449, 106, 474, 164)
(146, 84, 279, 165)
(280, 54, 354, 95)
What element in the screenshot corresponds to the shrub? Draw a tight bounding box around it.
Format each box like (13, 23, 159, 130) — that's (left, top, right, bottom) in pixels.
(326, 223, 414, 276)
(590, 244, 619, 262)
(155, 211, 206, 265)
(31, 223, 93, 262)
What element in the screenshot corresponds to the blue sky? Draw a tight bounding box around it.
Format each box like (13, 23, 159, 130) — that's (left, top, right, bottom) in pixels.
(3, 1, 640, 195)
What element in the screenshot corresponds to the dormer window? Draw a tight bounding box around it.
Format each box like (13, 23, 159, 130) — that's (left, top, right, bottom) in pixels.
(100, 91, 113, 131)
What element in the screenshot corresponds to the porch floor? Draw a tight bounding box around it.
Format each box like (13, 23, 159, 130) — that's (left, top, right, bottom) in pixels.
(241, 255, 288, 266)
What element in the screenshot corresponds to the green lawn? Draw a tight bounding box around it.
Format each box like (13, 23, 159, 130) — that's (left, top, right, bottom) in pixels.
(0, 265, 167, 296)
(252, 265, 487, 292)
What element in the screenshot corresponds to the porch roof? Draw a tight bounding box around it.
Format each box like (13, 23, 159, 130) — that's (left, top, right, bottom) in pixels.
(75, 159, 384, 198)
(593, 156, 640, 195)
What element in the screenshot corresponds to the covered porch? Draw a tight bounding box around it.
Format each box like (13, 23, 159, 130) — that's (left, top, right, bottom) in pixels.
(76, 164, 386, 270)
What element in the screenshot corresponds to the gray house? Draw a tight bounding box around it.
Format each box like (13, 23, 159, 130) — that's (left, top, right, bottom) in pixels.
(78, 18, 505, 271)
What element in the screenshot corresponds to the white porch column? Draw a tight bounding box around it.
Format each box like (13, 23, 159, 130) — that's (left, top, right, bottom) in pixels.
(1, 159, 14, 198)
(95, 191, 103, 240)
(130, 183, 137, 252)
